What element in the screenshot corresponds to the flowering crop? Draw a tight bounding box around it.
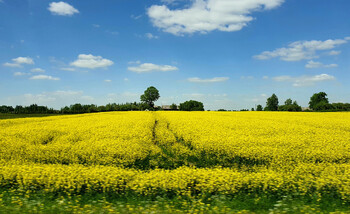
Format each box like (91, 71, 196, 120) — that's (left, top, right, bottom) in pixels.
(1, 111, 350, 202)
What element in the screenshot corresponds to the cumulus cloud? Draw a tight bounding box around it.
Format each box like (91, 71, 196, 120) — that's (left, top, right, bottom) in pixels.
(254, 38, 349, 61)
(305, 61, 338, 69)
(187, 77, 229, 83)
(70, 54, 114, 69)
(147, 0, 284, 35)
(128, 63, 178, 73)
(48, 2, 79, 16)
(13, 57, 34, 64)
(30, 68, 45, 73)
(3, 57, 34, 67)
(30, 75, 60, 81)
(273, 74, 335, 87)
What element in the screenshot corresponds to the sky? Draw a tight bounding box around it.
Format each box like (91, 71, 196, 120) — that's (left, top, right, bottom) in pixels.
(1, 0, 350, 110)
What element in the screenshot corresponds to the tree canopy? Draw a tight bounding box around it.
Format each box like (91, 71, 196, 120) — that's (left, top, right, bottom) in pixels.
(309, 92, 329, 110)
(265, 94, 279, 111)
(179, 100, 204, 111)
(140, 86, 160, 108)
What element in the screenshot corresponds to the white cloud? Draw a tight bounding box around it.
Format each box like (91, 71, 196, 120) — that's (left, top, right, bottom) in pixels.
(104, 79, 112, 83)
(48, 2, 79, 16)
(12, 57, 34, 65)
(3, 62, 22, 68)
(30, 68, 45, 73)
(145, 33, 159, 39)
(3, 57, 34, 68)
(124, 78, 129, 81)
(273, 74, 335, 87)
(14, 72, 28, 76)
(30, 75, 60, 81)
(187, 77, 229, 83)
(60, 67, 76, 71)
(128, 63, 178, 73)
(70, 54, 114, 69)
(329, 50, 341, 56)
(305, 60, 338, 69)
(254, 38, 349, 61)
(147, 0, 284, 36)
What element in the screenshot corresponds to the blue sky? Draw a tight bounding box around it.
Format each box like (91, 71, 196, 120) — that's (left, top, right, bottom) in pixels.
(1, 0, 350, 110)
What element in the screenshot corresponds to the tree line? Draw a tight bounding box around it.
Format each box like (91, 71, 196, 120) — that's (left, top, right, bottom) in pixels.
(254, 92, 350, 112)
(1, 87, 349, 114)
(0, 86, 205, 114)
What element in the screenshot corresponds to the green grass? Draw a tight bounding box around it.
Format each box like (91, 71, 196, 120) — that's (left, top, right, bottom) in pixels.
(0, 190, 349, 213)
(0, 113, 60, 120)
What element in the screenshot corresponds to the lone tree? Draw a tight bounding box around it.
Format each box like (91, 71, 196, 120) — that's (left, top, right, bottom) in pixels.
(179, 100, 204, 111)
(140, 86, 160, 109)
(309, 92, 329, 110)
(264, 94, 279, 111)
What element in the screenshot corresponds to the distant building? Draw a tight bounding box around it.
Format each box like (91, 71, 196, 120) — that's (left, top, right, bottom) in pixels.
(162, 105, 177, 110)
(302, 107, 311, 111)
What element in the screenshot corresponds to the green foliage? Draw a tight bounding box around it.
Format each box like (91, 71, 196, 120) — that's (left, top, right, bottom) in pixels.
(332, 103, 350, 111)
(314, 101, 335, 111)
(265, 94, 279, 111)
(217, 109, 227, 111)
(179, 100, 204, 111)
(284, 98, 293, 105)
(140, 86, 160, 108)
(0, 104, 57, 114)
(256, 105, 263, 111)
(170, 103, 178, 110)
(278, 99, 302, 112)
(309, 92, 329, 110)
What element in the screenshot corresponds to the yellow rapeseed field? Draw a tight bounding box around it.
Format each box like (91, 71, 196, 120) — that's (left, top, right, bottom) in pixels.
(1, 111, 350, 201)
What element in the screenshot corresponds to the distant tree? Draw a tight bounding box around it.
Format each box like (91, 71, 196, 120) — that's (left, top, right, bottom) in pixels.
(284, 98, 293, 105)
(218, 109, 227, 111)
(278, 99, 302, 112)
(309, 92, 329, 110)
(179, 100, 204, 111)
(256, 105, 263, 111)
(140, 86, 160, 109)
(170, 103, 178, 110)
(251, 108, 255, 111)
(265, 94, 279, 111)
